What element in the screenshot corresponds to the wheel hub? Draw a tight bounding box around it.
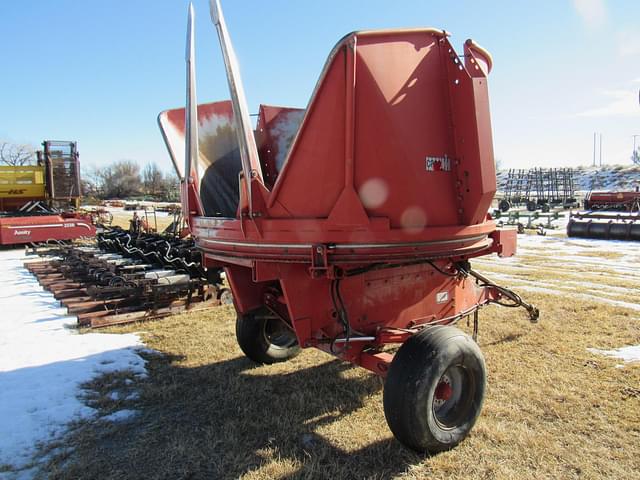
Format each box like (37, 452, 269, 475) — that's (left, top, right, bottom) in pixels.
(433, 374, 453, 408)
(434, 375, 453, 408)
(431, 366, 473, 429)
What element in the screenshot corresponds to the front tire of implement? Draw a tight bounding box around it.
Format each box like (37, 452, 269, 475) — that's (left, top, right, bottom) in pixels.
(236, 308, 300, 364)
(217, 287, 234, 305)
(383, 325, 486, 453)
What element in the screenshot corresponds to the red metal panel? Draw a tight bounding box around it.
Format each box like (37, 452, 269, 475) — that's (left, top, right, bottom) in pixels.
(353, 33, 458, 228)
(267, 44, 348, 217)
(444, 38, 496, 226)
(255, 105, 305, 189)
(158, 101, 237, 220)
(275, 260, 491, 351)
(267, 30, 496, 231)
(0, 214, 96, 245)
(490, 228, 517, 257)
(160, 101, 236, 180)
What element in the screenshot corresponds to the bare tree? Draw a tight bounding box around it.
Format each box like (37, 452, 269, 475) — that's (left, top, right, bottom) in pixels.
(162, 170, 180, 201)
(81, 178, 99, 199)
(0, 142, 35, 166)
(95, 160, 142, 198)
(632, 149, 640, 166)
(143, 163, 164, 198)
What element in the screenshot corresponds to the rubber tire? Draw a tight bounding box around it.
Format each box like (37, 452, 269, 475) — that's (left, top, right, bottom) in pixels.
(383, 325, 486, 453)
(526, 200, 537, 212)
(498, 199, 511, 212)
(217, 288, 234, 305)
(236, 309, 300, 365)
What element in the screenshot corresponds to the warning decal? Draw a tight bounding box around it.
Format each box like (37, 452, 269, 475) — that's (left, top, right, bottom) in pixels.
(426, 155, 451, 172)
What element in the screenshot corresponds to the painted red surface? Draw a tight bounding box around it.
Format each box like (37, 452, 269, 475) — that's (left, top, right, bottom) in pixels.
(163, 29, 514, 375)
(585, 190, 640, 210)
(255, 105, 305, 189)
(0, 214, 96, 245)
(164, 101, 234, 135)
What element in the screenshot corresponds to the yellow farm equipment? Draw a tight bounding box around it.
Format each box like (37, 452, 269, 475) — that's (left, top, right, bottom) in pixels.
(0, 165, 46, 210)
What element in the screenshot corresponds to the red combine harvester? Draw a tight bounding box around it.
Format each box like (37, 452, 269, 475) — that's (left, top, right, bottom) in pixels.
(159, 1, 538, 452)
(567, 189, 640, 241)
(0, 141, 95, 246)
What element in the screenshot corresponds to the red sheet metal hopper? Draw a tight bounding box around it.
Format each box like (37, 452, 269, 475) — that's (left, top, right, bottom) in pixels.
(158, 1, 538, 453)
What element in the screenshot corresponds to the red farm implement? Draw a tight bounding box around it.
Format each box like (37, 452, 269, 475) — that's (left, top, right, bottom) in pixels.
(567, 189, 640, 241)
(0, 140, 95, 246)
(158, 0, 539, 453)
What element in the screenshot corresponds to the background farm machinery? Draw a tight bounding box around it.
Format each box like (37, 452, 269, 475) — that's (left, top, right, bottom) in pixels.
(499, 167, 577, 212)
(0, 140, 96, 245)
(497, 170, 640, 240)
(567, 188, 640, 241)
(26, 225, 231, 328)
(493, 209, 564, 235)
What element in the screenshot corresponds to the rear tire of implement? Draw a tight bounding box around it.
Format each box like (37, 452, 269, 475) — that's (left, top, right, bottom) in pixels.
(236, 308, 300, 364)
(383, 325, 486, 453)
(498, 199, 510, 212)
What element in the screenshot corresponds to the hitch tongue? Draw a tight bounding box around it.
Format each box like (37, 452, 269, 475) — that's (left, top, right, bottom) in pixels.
(524, 303, 540, 323)
(468, 268, 540, 323)
(497, 284, 539, 323)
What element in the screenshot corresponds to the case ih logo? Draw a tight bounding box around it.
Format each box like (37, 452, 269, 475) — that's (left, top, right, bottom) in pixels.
(14, 230, 31, 236)
(425, 156, 451, 172)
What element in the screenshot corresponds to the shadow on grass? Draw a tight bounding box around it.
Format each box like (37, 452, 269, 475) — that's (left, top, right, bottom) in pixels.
(484, 332, 524, 346)
(43, 352, 424, 479)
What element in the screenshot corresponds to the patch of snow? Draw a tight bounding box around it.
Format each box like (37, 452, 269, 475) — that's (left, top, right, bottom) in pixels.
(124, 392, 140, 401)
(100, 409, 138, 423)
(588, 345, 640, 364)
(269, 110, 305, 172)
(517, 233, 640, 258)
(503, 284, 562, 296)
(108, 391, 122, 401)
(502, 284, 640, 311)
(0, 248, 147, 473)
(561, 280, 637, 295)
(478, 269, 639, 302)
(497, 165, 640, 193)
(564, 292, 640, 312)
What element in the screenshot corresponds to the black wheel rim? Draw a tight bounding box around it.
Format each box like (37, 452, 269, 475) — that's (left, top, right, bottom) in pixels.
(432, 365, 475, 429)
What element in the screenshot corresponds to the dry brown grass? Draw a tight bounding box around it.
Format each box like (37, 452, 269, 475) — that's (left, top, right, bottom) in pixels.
(573, 250, 625, 260)
(36, 239, 640, 480)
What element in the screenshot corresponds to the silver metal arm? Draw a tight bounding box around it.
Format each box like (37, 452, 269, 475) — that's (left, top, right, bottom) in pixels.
(209, 0, 263, 216)
(185, 2, 199, 185)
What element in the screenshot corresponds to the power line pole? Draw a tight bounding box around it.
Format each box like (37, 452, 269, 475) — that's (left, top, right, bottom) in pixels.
(599, 133, 603, 167)
(593, 132, 596, 167)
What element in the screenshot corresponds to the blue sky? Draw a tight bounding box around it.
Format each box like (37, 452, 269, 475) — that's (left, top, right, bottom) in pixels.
(0, 0, 638, 173)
